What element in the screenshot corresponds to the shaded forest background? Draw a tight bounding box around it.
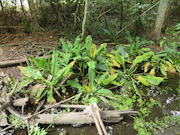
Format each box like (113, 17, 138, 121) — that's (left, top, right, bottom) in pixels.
(0, 0, 179, 42)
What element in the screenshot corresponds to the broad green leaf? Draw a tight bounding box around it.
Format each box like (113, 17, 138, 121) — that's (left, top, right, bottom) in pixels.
(87, 61, 96, 69)
(160, 68, 167, 77)
(98, 96, 109, 104)
(143, 75, 164, 85)
(52, 61, 75, 86)
(73, 36, 81, 49)
(159, 39, 166, 47)
(96, 44, 106, 55)
(51, 49, 60, 77)
(87, 61, 96, 89)
(140, 48, 150, 52)
(97, 89, 113, 95)
(89, 97, 98, 104)
(132, 51, 154, 66)
(67, 41, 73, 49)
(114, 51, 125, 69)
(96, 72, 109, 85)
(137, 76, 150, 86)
(84, 35, 92, 52)
(60, 38, 68, 52)
(18, 66, 45, 80)
(67, 80, 82, 90)
(116, 45, 128, 58)
(101, 73, 118, 85)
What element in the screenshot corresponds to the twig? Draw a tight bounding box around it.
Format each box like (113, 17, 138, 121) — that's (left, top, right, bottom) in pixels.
(0, 95, 76, 133)
(97, 8, 113, 19)
(54, 72, 73, 97)
(90, 103, 108, 135)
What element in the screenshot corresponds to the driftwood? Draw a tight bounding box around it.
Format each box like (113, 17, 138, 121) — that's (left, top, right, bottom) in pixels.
(36, 106, 137, 125)
(35, 105, 137, 126)
(0, 76, 9, 127)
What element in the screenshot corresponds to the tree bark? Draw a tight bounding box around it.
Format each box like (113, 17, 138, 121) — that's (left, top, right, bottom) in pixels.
(151, 0, 169, 41)
(81, 0, 88, 41)
(27, 0, 43, 32)
(0, 0, 4, 12)
(20, 0, 26, 16)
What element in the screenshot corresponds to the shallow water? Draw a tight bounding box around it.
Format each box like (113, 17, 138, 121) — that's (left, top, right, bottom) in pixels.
(12, 75, 180, 135)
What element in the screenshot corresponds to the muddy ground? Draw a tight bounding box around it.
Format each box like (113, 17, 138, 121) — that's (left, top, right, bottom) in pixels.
(0, 31, 61, 79)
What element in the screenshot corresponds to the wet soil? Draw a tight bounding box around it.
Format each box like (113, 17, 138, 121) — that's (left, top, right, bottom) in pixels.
(0, 31, 60, 79)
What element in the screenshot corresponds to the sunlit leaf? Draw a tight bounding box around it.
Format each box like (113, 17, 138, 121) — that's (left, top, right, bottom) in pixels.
(132, 51, 154, 66)
(74, 36, 81, 48)
(84, 35, 92, 52)
(143, 75, 164, 86)
(89, 97, 98, 103)
(96, 44, 106, 55)
(97, 89, 113, 95)
(137, 76, 150, 86)
(101, 73, 118, 85)
(96, 72, 109, 85)
(114, 51, 125, 69)
(18, 66, 45, 80)
(160, 68, 167, 77)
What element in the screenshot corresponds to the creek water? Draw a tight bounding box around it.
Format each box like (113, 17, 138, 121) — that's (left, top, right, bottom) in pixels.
(11, 75, 180, 135)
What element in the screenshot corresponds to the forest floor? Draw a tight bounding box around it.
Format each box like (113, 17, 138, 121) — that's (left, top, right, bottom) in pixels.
(0, 31, 60, 79)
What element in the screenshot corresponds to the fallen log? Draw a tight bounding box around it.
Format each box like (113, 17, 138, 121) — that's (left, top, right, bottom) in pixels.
(35, 107, 137, 126)
(0, 59, 27, 67)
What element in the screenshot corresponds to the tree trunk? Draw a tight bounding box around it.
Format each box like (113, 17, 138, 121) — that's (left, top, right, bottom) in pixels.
(20, 0, 26, 16)
(151, 0, 169, 41)
(27, 0, 43, 32)
(0, 0, 4, 12)
(81, 0, 88, 41)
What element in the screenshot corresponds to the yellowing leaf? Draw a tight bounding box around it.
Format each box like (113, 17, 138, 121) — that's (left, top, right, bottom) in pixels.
(90, 44, 97, 58)
(144, 62, 150, 73)
(107, 53, 115, 59)
(160, 63, 167, 71)
(82, 85, 92, 93)
(112, 59, 121, 68)
(110, 66, 116, 74)
(137, 76, 150, 86)
(150, 68, 155, 76)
